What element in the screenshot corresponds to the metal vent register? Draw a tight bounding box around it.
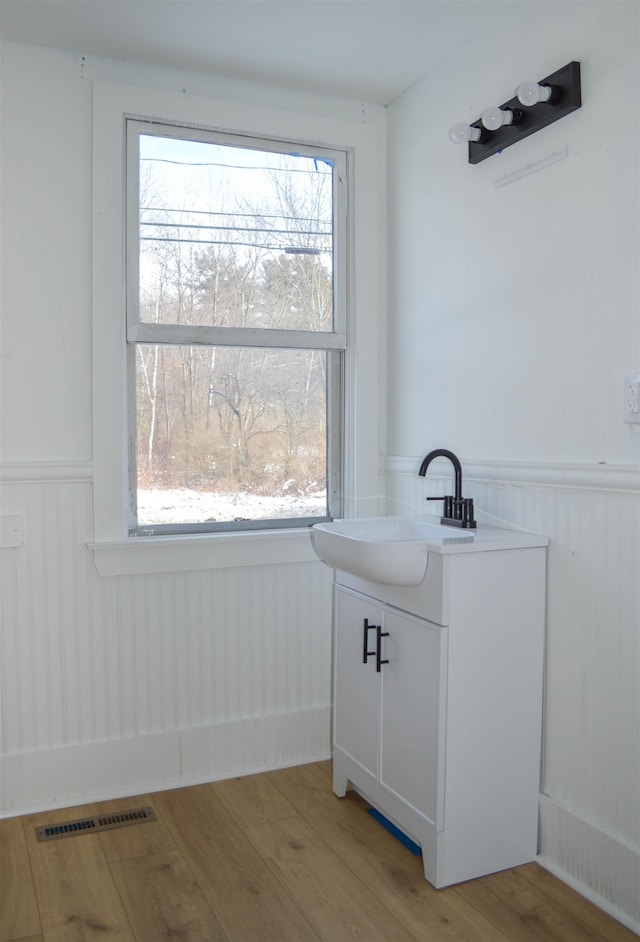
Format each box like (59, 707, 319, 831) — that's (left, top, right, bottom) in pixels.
(36, 806, 156, 842)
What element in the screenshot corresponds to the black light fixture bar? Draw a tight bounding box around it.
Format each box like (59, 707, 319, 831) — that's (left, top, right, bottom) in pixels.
(468, 61, 581, 164)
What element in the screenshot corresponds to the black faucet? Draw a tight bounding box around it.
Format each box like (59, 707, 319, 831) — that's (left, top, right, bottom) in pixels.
(418, 449, 476, 529)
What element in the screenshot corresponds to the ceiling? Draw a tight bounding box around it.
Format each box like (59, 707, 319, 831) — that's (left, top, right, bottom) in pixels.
(0, 0, 515, 105)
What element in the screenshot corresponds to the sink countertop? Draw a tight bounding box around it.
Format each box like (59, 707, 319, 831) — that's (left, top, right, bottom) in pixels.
(414, 518, 549, 554)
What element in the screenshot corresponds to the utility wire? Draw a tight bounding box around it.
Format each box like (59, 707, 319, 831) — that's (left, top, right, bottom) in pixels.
(141, 236, 331, 252)
(140, 206, 331, 226)
(141, 221, 329, 238)
(141, 157, 331, 175)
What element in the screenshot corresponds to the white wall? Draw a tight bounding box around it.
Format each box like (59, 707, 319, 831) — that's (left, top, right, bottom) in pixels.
(387, 1, 639, 467)
(387, 1, 639, 932)
(0, 42, 385, 812)
(0, 47, 93, 462)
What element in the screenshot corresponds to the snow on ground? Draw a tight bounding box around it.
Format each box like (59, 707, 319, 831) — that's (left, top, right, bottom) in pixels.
(138, 488, 326, 524)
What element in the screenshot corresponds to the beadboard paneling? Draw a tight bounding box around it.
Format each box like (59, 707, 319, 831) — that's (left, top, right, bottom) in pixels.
(539, 794, 640, 936)
(0, 477, 333, 812)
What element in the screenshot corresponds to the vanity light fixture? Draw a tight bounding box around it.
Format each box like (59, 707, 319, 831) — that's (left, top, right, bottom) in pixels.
(449, 61, 581, 164)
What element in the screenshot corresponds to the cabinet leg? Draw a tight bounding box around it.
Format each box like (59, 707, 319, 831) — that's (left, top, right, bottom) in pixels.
(333, 763, 349, 798)
(417, 829, 441, 888)
(421, 851, 433, 886)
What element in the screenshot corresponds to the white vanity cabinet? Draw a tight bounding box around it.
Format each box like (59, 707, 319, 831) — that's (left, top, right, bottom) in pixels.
(331, 532, 548, 889)
(334, 587, 445, 830)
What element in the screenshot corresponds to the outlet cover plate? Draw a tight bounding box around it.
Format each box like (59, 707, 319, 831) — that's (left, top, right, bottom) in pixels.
(624, 372, 640, 424)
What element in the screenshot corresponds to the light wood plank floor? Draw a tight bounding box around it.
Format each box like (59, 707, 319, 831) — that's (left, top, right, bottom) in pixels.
(1, 761, 637, 942)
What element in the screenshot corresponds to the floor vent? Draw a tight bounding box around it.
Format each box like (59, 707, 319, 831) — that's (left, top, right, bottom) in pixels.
(36, 806, 157, 842)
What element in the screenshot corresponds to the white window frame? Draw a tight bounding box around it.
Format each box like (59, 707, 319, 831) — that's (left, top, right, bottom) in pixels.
(90, 81, 384, 575)
(126, 119, 347, 536)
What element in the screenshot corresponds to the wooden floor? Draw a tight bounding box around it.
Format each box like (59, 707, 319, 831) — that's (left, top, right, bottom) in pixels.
(1, 761, 637, 942)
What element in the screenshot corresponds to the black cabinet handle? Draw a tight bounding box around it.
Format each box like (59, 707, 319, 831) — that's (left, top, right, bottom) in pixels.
(376, 625, 389, 672)
(362, 619, 377, 663)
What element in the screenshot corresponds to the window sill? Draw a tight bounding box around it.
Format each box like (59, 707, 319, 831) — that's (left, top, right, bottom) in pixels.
(88, 527, 320, 577)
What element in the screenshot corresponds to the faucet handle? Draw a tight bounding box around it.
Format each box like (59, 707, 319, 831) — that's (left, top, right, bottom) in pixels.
(461, 497, 475, 526)
(426, 495, 454, 517)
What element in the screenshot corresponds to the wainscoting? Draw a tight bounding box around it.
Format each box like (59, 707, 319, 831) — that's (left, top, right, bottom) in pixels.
(385, 456, 640, 934)
(0, 465, 333, 817)
(1, 459, 638, 933)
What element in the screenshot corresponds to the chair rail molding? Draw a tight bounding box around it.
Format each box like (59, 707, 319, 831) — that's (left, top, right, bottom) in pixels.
(384, 456, 640, 494)
(0, 460, 93, 483)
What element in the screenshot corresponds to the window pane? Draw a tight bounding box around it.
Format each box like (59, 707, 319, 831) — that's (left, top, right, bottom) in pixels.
(134, 344, 329, 527)
(138, 134, 334, 333)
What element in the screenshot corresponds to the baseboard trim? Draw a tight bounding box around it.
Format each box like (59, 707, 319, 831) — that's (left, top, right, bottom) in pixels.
(538, 794, 640, 935)
(0, 706, 331, 818)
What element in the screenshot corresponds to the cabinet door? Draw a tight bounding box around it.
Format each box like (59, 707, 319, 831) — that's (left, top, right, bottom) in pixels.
(334, 587, 380, 778)
(379, 609, 445, 829)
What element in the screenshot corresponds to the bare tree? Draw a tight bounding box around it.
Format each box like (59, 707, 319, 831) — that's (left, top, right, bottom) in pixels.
(136, 152, 333, 500)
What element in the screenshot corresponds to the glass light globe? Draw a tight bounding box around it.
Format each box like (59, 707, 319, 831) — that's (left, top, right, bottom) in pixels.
(481, 107, 514, 131)
(448, 122, 481, 145)
(516, 81, 552, 107)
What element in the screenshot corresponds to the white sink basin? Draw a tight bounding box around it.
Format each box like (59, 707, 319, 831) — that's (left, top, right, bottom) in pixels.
(311, 516, 473, 586)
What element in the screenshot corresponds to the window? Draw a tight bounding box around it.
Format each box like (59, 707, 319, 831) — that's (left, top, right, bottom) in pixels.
(126, 121, 347, 535)
(91, 81, 383, 570)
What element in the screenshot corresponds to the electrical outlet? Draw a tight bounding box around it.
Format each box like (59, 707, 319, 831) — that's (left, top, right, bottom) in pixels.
(624, 372, 640, 424)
